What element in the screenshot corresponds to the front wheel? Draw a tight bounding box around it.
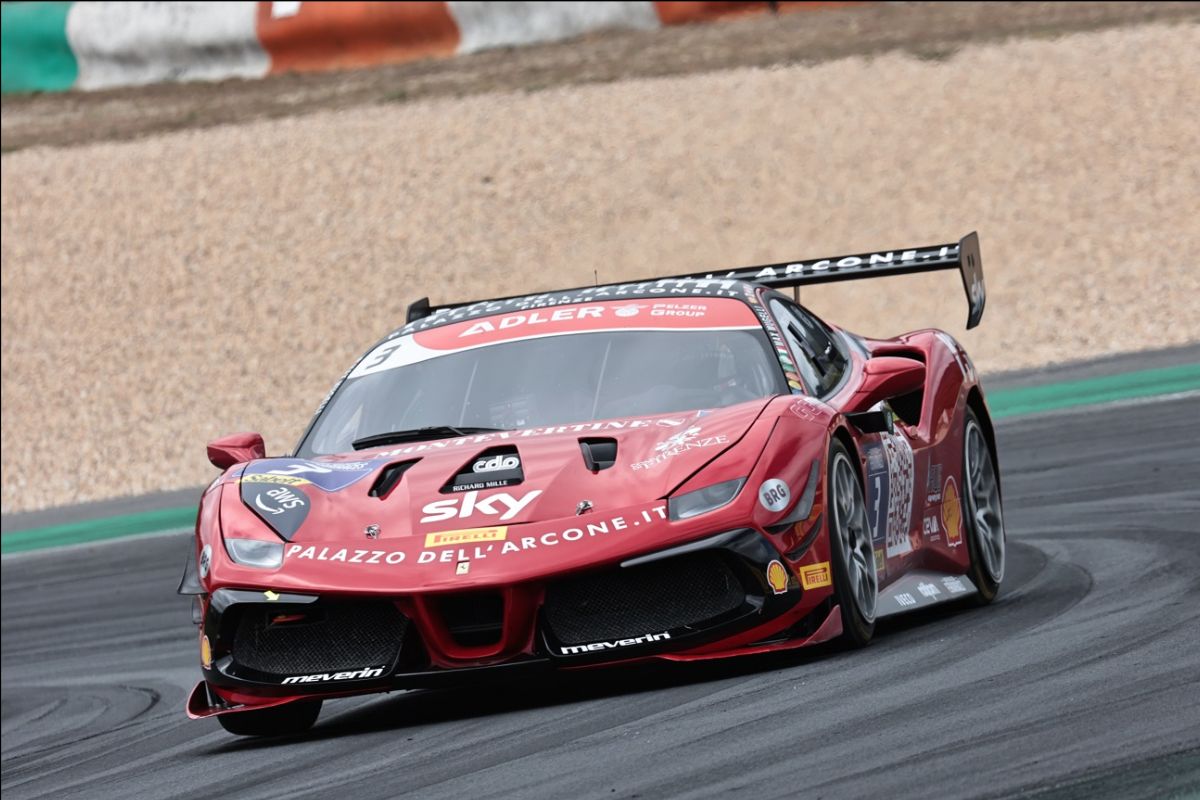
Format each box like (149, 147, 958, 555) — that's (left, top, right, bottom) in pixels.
(217, 699, 322, 737)
(963, 408, 1005, 603)
(828, 439, 877, 646)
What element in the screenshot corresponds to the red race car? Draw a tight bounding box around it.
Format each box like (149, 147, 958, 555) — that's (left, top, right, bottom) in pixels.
(181, 232, 1005, 736)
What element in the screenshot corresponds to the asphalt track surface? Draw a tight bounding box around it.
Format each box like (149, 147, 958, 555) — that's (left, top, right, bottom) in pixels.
(3, 394, 1200, 799)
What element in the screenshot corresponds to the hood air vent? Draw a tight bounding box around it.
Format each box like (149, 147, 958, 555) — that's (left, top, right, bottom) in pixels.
(369, 460, 419, 498)
(580, 438, 618, 471)
(443, 446, 524, 494)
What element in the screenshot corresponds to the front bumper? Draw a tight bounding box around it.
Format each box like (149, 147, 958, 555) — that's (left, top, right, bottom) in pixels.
(191, 528, 837, 716)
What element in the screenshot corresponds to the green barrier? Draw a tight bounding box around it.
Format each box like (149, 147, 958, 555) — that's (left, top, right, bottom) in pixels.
(1, 1, 77, 94)
(987, 363, 1200, 419)
(1, 506, 195, 554)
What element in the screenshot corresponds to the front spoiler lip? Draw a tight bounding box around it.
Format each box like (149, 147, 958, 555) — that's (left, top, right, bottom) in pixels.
(192, 658, 557, 715)
(190, 602, 844, 718)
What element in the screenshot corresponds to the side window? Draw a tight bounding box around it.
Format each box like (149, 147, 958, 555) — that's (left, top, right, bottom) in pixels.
(769, 299, 848, 397)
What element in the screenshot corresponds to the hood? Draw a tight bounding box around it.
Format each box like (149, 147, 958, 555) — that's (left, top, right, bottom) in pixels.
(234, 399, 772, 545)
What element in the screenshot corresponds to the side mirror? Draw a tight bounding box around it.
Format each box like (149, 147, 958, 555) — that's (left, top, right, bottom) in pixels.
(844, 357, 925, 415)
(207, 432, 265, 470)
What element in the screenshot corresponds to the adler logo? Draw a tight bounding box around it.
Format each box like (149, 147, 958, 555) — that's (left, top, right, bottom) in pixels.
(559, 631, 671, 655)
(473, 454, 519, 473)
(281, 667, 384, 685)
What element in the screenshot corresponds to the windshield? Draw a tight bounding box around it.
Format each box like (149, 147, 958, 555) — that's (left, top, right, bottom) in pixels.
(299, 303, 785, 456)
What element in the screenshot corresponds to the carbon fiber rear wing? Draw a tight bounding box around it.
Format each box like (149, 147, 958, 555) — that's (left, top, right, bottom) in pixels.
(410, 231, 985, 329)
(666, 230, 986, 329)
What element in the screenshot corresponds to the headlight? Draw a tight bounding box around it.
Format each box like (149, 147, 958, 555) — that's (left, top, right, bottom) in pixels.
(224, 538, 284, 569)
(668, 478, 746, 521)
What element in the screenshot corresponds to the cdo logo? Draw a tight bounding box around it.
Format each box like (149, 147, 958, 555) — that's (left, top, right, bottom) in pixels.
(473, 454, 519, 473)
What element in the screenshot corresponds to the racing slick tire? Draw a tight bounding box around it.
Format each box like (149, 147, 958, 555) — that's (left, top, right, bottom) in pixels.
(217, 699, 322, 737)
(962, 407, 1006, 605)
(828, 438, 877, 646)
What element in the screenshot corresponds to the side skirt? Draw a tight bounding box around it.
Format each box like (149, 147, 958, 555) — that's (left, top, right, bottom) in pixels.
(875, 570, 977, 619)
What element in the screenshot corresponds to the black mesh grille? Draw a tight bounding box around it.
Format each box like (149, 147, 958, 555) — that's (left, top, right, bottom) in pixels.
(231, 601, 407, 676)
(543, 552, 746, 645)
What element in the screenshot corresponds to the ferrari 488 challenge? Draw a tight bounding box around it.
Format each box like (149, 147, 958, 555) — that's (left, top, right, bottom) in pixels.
(181, 232, 1005, 736)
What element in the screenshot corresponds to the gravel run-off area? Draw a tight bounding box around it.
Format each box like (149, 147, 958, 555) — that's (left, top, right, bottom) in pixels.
(2, 21, 1198, 513)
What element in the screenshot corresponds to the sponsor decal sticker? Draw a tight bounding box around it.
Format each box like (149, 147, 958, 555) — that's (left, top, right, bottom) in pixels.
(864, 441, 889, 550)
(759, 479, 791, 513)
(942, 576, 968, 594)
(241, 474, 310, 486)
(455, 561, 470, 575)
(926, 461, 943, 504)
(372, 415, 690, 459)
(942, 476, 963, 547)
(198, 544, 212, 579)
(420, 489, 542, 524)
(560, 631, 670, 655)
(918, 581, 941, 598)
(882, 433, 915, 558)
(282, 505, 669, 569)
(263, 590, 280, 601)
(200, 635, 212, 669)
(281, 667, 385, 685)
(799, 561, 832, 590)
(288, 545, 407, 565)
(242, 480, 311, 539)
(398, 280, 746, 338)
(424, 526, 508, 548)
(256, 458, 376, 492)
(473, 454, 519, 473)
(631, 425, 729, 471)
(895, 592, 917, 607)
(359, 297, 760, 377)
(766, 560, 790, 594)
(874, 547, 885, 574)
(922, 514, 941, 542)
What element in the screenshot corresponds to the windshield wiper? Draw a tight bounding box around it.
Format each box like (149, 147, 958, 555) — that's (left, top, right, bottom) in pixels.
(351, 426, 507, 451)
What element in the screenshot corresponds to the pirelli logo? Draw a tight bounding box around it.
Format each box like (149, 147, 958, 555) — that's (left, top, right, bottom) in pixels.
(800, 561, 832, 590)
(424, 526, 508, 548)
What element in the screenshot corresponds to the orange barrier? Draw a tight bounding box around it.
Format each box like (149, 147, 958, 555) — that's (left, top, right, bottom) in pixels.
(257, 1, 460, 75)
(257, 1, 867, 78)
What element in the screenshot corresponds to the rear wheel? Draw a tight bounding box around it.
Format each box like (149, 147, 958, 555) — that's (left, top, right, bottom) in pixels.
(828, 439, 877, 646)
(963, 408, 1005, 603)
(217, 699, 322, 737)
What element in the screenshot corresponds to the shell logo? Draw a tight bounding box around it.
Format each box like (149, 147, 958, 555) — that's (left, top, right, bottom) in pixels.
(200, 635, 212, 669)
(942, 476, 963, 546)
(766, 560, 790, 595)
